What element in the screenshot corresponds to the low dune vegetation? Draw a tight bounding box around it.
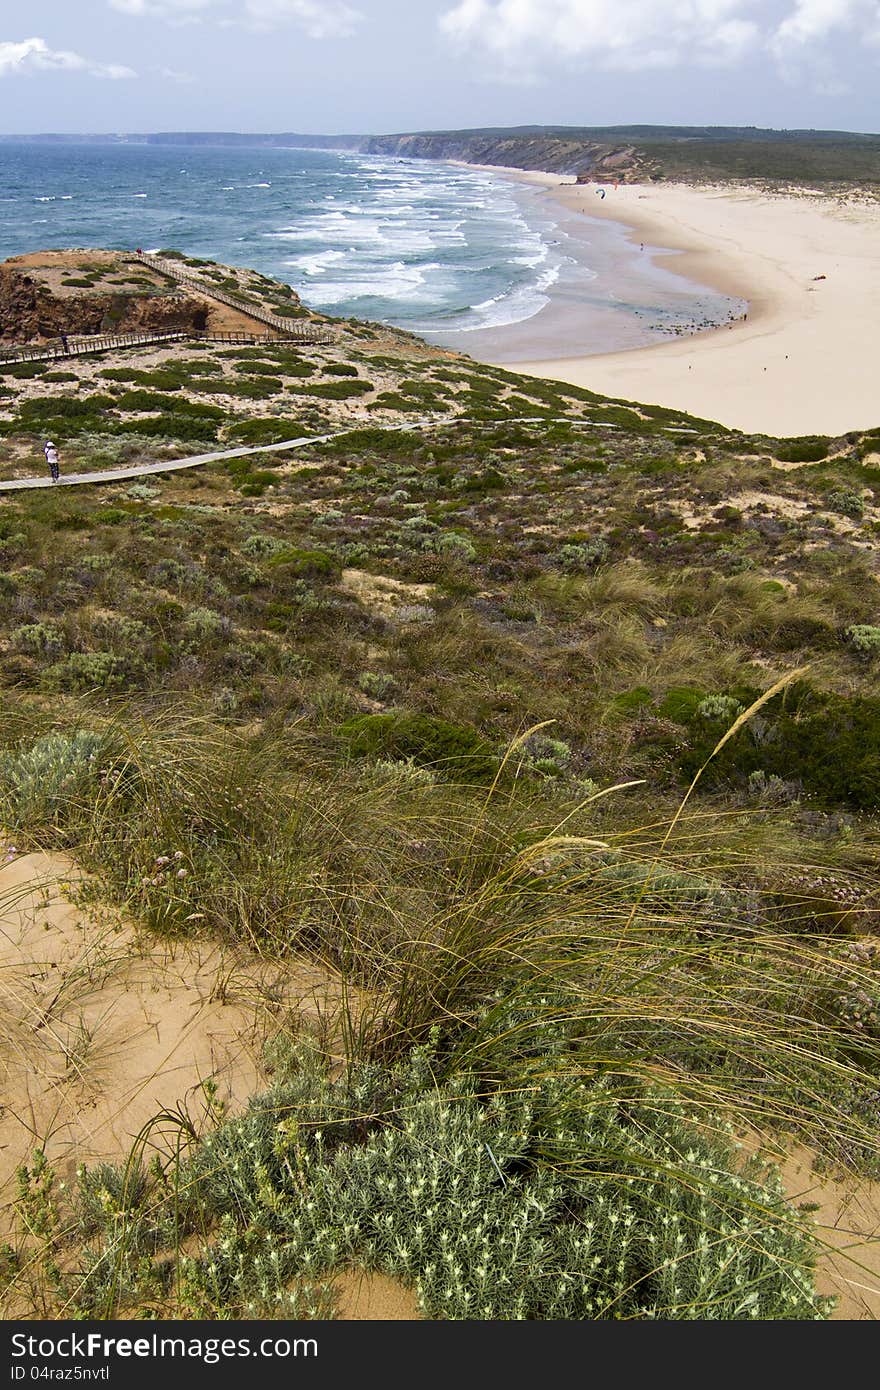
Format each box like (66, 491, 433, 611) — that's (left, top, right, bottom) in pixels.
(1, 255, 880, 1320)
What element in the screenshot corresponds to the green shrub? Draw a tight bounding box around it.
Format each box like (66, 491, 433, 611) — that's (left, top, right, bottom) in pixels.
(846, 624, 880, 656)
(322, 362, 359, 377)
(225, 418, 301, 445)
(825, 489, 865, 520)
(612, 687, 653, 714)
(114, 415, 217, 443)
(42, 652, 131, 693)
(0, 730, 105, 828)
(12, 623, 66, 658)
(339, 710, 496, 780)
(657, 687, 708, 724)
(673, 681, 880, 810)
(775, 438, 830, 464)
(117, 390, 184, 413)
(289, 380, 373, 400)
(99, 369, 182, 391)
(266, 547, 340, 579)
(65, 1042, 830, 1320)
(189, 378, 281, 399)
(558, 539, 610, 572)
(2, 363, 48, 379)
(270, 302, 307, 318)
(18, 395, 114, 420)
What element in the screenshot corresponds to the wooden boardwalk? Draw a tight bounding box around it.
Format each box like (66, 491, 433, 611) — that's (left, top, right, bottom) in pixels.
(0, 418, 656, 495)
(0, 330, 190, 367)
(131, 252, 333, 343)
(0, 431, 347, 491)
(0, 328, 331, 369)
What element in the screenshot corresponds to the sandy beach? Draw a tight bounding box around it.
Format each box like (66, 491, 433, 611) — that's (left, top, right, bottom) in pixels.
(479, 173, 880, 438)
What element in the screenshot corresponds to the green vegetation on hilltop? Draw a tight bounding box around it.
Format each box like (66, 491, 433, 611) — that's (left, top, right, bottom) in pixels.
(367, 124, 880, 189)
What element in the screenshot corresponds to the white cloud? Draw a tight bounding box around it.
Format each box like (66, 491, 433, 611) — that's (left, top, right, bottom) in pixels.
(110, 1, 213, 15)
(439, 1, 761, 72)
(438, 0, 880, 75)
(773, 0, 879, 49)
(242, 1, 361, 37)
(0, 36, 135, 79)
(156, 65, 197, 81)
(110, 0, 362, 36)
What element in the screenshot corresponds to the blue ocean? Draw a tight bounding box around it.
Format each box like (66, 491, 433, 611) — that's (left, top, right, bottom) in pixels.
(0, 143, 742, 354)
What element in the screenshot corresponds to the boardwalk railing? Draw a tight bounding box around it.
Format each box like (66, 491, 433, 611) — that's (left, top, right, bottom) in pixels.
(0, 328, 332, 368)
(131, 252, 332, 343)
(0, 330, 190, 366)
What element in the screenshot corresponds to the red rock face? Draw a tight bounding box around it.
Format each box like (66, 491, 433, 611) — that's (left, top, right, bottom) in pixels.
(0, 265, 218, 344)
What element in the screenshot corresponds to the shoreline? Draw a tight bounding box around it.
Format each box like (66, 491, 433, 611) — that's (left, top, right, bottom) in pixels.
(429, 163, 746, 370)
(461, 164, 880, 436)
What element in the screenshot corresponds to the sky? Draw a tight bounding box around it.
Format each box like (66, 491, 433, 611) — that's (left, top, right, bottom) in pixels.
(0, 1, 878, 136)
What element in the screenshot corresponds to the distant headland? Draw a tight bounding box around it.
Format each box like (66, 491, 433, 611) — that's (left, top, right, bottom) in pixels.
(3, 124, 880, 188)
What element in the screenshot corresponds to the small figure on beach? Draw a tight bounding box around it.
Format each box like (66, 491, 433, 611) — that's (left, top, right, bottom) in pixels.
(44, 440, 60, 483)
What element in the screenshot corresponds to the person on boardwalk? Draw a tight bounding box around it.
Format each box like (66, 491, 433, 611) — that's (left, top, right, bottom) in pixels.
(59, 332, 70, 356)
(44, 440, 60, 483)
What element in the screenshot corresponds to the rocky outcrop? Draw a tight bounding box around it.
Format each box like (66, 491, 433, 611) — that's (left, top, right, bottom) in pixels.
(362, 132, 650, 181)
(0, 264, 215, 344)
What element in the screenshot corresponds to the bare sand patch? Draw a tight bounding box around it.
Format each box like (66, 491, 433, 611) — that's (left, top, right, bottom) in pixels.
(0, 850, 356, 1232)
(334, 1270, 421, 1320)
(340, 568, 435, 619)
(727, 490, 812, 520)
(777, 1147, 880, 1320)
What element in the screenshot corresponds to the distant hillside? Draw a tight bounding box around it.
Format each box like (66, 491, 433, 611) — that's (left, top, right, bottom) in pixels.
(364, 125, 880, 186)
(3, 125, 880, 185)
(361, 130, 645, 181)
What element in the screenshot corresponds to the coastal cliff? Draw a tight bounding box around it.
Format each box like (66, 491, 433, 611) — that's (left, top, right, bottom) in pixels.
(361, 131, 649, 181)
(0, 250, 305, 344)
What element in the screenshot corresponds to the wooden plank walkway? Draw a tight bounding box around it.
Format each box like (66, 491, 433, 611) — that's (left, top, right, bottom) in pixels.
(131, 253, 333, 343)
(0, 328, 330, 369)
(0, 428, 407, 492)
(0, 331, 190, 367)
(0, 418, 650, 494)
(0, 434, 333, 491)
